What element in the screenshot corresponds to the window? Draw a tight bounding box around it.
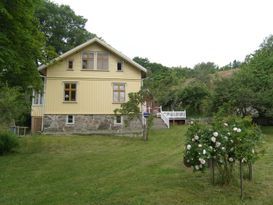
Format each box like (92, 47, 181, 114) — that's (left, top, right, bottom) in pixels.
(97, 52, 109, 70)
(114, 116, 122, 124)
(113, 83, 125, 103)
(117, 62, 123, 71)
(66, 115, 75, 124)
(32, 91, 43, 105)
(82, 51, 94, 69)
(64, 82, 77, 102)
(68, 60, 73, 69)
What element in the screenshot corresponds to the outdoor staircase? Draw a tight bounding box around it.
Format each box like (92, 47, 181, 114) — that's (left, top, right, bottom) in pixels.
(152, 117, 168, 129)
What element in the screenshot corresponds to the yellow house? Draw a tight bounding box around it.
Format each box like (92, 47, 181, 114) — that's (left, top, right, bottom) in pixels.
(31, 38, 147, 134)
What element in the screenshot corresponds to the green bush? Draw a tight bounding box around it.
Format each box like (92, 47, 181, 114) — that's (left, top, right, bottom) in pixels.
(0, 131, 19, 155)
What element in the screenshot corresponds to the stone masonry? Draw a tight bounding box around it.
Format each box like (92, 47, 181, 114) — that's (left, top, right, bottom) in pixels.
(43, 114, 143, 136)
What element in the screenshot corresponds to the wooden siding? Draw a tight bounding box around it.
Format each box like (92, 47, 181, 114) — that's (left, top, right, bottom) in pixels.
(32, 41, 143, 116)
(31, 106, 43, 117)
(44, 78, 141, 114)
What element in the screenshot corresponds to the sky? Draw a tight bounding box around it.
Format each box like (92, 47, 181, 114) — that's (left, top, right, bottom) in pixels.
(53, 0, 273, 68)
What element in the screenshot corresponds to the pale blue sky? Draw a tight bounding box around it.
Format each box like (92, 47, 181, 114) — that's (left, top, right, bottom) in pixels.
(53, 0, 273, 68)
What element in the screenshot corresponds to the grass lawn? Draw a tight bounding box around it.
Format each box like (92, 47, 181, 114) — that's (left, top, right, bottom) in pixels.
(0, 126, 273, 205)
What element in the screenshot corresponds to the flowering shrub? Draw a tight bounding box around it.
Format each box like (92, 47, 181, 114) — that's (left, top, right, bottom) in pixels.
(184, 116, 262, 183)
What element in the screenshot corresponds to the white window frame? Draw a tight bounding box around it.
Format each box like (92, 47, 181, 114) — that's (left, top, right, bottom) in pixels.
(66, 115, 75, 125)
(63, 81, 78, 102)
(32, 90, 43, 105)
(117, 61, 123, 72)
(112, 82, 126, 103)
(67, 59, 74, 70)
(114, 115, 123, 125)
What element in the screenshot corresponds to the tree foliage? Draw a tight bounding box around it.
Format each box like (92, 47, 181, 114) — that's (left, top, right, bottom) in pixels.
(114, 91, 153, 141)
(36, 0, 96, 57)
(212, 35, 273, 122)
(0, 0, 44, 89)
(0, 87, 30, 128)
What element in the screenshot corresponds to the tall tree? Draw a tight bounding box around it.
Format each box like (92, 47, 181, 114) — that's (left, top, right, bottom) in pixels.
(212, 35, 273, 123)
(0, 0, 45, 89)
(36, 0, 96, 57)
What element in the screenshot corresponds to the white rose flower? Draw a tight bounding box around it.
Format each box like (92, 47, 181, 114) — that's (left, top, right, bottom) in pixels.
(187, 159, 190, 163)
(227, 132, 231, 136)
(209, 146, 213, 150)
(211, 137, 216, 143)
(199, 158, 206, 165)
(237, 128, 241, 133)
(187, 144, 191, 150)
(221, 147, 225, 150)
(224, 123, 228, 127)
(241, 158, 246, 163)
(233, 127, 238, 131)
(216, 141, 221, 147)
(194, 135, 199, 140)
(190, 121, 194, 125)
(195, 165, 199, 170)
(230, 140, 234, 143)
(228, 157, 234, 162)
(203, 149, 206, 155)
(213, 132, 219, 137)
(198, 144, 202, 148)
(252, 149, 255, 154)
(192, 138, 195, 142)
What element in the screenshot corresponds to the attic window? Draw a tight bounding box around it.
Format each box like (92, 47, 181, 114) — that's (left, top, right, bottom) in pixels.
(117, 62, 123, 71)
(97, 52, 109, 70)
(68, 60, 73, 69)
(82, 51, 94, 69)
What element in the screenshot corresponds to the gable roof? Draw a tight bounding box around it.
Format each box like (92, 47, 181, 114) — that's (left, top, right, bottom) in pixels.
(38, 37, 147, 74)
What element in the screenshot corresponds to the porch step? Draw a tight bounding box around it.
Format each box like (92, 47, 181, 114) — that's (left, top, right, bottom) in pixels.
(152, 118, 168, 129)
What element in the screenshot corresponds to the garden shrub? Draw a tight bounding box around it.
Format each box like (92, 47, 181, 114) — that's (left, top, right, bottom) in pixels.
(184, 115, 263, 184)
(0, 131, 19, 155)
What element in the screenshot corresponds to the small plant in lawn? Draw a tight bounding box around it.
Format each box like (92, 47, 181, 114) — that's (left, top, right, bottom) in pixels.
(184, 115, 263, 198)
(0, 131, 19, 155)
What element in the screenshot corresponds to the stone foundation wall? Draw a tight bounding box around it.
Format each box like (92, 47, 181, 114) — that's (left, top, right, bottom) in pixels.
(43, 114, 143, 136)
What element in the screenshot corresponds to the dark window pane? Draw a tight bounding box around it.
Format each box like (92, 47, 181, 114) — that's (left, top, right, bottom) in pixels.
(65, 83, 69, 89)
(68, 60, 73, 69)
(71, 83, 76, 89)
(68, 115, 73, 123)
(116, 116, 121, 123)
(71, 91, 76, 101)
(82, 60, 88, 69)
(117, 62, 122, 71)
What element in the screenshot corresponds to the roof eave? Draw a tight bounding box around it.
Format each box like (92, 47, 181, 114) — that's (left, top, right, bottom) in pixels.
(38, 37, 147, 73)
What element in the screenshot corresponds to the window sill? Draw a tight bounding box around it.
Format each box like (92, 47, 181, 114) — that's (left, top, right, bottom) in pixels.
(81, 69, 109, 72)
(66, 69, 74, 71)
(32, 104, 43, 106)
(63, 101, 77, 104)
(112, 102, 125, 104)
(116, 70, 123, 72)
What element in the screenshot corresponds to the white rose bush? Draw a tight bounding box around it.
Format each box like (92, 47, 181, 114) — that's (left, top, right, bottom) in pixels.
(184, 116, 263, 197)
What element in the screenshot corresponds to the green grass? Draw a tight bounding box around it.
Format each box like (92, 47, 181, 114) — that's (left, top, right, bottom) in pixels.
(0, 126, 273, 205)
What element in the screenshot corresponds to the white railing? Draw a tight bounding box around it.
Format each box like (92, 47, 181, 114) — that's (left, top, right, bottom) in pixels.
(160, 107, 186, 128)
(160, 112, 170, 128)
(161, 111, 186, 119)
